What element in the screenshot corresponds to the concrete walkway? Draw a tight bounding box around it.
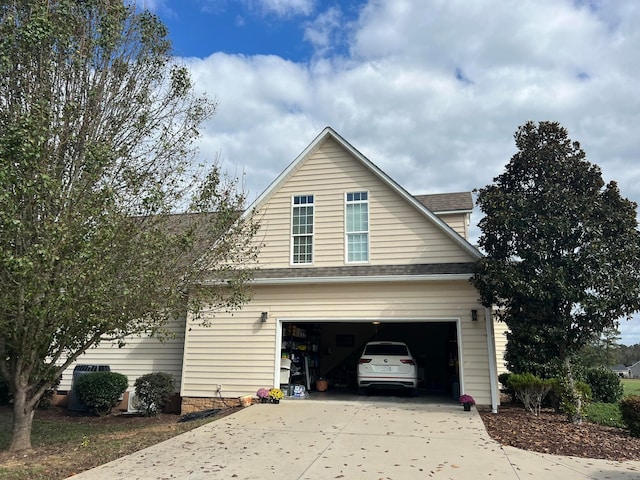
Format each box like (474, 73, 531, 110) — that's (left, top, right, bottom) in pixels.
(72, 397, 640, 479)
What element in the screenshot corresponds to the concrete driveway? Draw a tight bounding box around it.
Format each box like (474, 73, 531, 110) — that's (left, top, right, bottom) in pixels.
(72, 395, 640, 479)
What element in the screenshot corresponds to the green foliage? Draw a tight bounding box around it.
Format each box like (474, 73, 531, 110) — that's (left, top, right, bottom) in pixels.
(620, 395, 640, 437)
(133, 372, 174, 417)
(577, 327, 621, 368)
(472, 121, 640, 375)
(507, 373, 552, 415)
(74, 372, 128, 416)
(585, 402, 625, 428)
(612, 343, 640, 368)
(584, 366, 624, 403)
(498, 372, 516, 402)
(472, 121, 640, 420)
(0, 0, 260, 450)
(553, 378, 592, 424)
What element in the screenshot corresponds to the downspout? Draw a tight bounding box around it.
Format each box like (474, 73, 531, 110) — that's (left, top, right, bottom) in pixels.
(485, 307, 499, 413)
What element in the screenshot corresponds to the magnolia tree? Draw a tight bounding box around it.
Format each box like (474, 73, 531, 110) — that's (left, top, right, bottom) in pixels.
(0, 0, 259, 450)
(472, 121, 640, 423)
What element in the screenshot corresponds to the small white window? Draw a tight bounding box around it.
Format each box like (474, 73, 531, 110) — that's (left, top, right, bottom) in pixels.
(346, 191, 369, 262)
(291, 195, 314, 264)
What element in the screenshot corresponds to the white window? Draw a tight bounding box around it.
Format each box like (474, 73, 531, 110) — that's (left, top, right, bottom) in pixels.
(291, 195, 314, 264)
(346, 191, 369, 262)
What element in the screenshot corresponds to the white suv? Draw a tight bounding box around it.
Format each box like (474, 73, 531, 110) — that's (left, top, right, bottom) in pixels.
(357, 341, 418, 395)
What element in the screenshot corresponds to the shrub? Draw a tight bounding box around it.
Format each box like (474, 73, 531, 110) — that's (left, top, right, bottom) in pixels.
(498, 372, 515, 402)
(620, 395, 640, 437)
(134, 372, 174, 416)
(75, 371, 128, 416)
(584, 366, 623, 404)
(507, 373, 552, 415)
(553, 377, 592, 423)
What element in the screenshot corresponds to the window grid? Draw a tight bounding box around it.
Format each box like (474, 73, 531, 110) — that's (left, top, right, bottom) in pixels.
(292, 195, 314, 264)
(346, 191, 369, 263)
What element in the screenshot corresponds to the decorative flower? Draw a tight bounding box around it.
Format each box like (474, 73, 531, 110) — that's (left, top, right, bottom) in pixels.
(256, 388, 270, 399)
(459, 394, 475, 405)
(269, 388, 284, 400)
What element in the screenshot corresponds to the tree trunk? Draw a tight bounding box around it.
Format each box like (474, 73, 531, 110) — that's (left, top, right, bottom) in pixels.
(564, 358, 583, 425)
(9, 386, 35, 451)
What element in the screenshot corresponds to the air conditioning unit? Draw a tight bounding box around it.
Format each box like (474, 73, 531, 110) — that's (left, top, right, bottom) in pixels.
(68, 364, 111, 412)
(127, 391, 142, 413)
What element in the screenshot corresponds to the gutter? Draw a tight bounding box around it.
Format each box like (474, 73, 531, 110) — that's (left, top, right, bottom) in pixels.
(198, 273, 473, 286)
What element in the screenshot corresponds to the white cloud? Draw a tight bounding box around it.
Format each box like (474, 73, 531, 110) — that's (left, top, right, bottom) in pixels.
(184, 0, 640, 205)
(619, 319, 640, 347)
(303, 6, 344, 55)
(179, 0, 640, 342)
(250, 0, 315, 17)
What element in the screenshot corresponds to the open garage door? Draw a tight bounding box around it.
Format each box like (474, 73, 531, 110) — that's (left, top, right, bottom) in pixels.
(279, 320, 461, 399)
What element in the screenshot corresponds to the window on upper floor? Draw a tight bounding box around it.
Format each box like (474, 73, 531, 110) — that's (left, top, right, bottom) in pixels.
(346, 191, 369, 263)
(291, 195, 314, 264)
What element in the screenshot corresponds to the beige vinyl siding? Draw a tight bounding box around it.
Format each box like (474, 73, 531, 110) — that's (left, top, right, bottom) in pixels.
(58, 318, 185, 392)
(435, 213, 470, 240)
(181, 280, 494, 405)
(181, 311, 277, 397)
(253, 138, 475, 268)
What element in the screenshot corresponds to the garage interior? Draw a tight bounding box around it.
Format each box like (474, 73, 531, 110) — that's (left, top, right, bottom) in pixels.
(281, 321, 460, 399)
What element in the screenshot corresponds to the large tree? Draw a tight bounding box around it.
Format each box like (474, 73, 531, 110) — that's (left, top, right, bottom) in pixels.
(472, 121, 640, 422)
(0, 0, 259, 450)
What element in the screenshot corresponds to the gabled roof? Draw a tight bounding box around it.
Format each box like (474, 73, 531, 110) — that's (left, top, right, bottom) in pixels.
(244, 126, 481, 260)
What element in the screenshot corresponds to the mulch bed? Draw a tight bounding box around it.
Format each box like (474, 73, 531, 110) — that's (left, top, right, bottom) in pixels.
(477, 404, 640, 461)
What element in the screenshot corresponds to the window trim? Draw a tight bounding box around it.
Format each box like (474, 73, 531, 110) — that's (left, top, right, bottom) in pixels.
(345, 191, 370, 263)
(290, 194, 314, 265)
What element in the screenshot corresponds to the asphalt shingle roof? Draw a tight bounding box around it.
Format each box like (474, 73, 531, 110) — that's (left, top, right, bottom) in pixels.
(252, 262, 475, 280)
(413, 192, 473, 212)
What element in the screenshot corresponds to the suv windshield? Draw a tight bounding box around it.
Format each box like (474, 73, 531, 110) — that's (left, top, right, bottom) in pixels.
(363, 344, 409, 356)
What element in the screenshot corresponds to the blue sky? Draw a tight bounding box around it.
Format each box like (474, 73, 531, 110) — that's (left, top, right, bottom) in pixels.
(152, 0, 363, 60)
(145, 0, 640, 346)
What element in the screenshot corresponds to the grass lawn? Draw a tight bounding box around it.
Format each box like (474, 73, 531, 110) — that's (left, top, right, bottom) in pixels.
(582, 378, 640, 429)
(0, 406, 237, 480)
(622, 378, 640, 397)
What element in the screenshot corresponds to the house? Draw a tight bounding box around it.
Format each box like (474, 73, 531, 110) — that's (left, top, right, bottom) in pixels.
(628, 361, 640, 379)
(60, 127, 501, 413)
(611, 364, 631, 378)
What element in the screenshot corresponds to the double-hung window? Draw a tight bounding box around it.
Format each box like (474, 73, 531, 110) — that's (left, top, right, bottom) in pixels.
(291, 195, 314, 264)
(346, 191, 369, 262)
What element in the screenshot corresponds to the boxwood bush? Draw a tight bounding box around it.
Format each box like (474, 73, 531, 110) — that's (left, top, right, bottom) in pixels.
(584, 366, 623, 404)
(620, 395, 640, 437)
(134, 372, 174, 416)
(75, 371, 128, 416)
(507, 372, 552, 415)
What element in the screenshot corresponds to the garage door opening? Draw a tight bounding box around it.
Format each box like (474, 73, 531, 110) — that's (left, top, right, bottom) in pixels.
(280, 321, 460, 399)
